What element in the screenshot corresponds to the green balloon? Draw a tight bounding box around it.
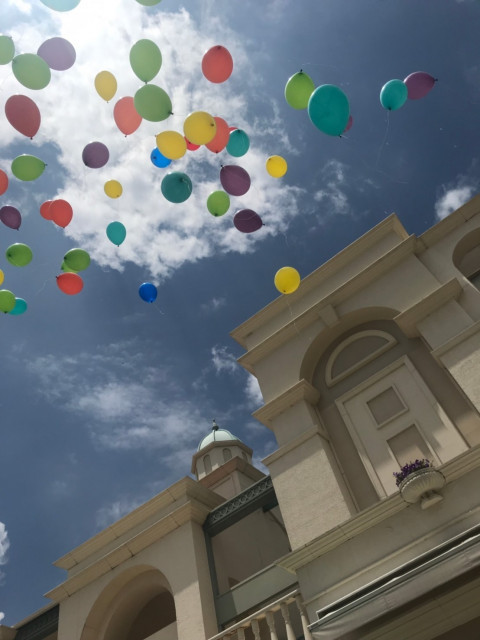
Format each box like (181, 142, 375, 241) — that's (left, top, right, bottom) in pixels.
(11, 155, 46, 181)
(135, 0, 162, 4)
(130, 39, 162, 83)
(0, 290, 16, 313)
(226, 129, 250, 157)
(106, 221, 127, 246)
(0, 35, 15, 65)
(61, 260, 77, 273)
(64, 248, 90, 272)
(6, 243, 33, 267)
(207, 191, 230, 217)
(308, 84, 350, 136)
(12, 53, 51, 90)
(9, 297, 27, 315)
(134, 84, 172, 122)
(285, 71, 315, 110)
(380, 79, 408, 111)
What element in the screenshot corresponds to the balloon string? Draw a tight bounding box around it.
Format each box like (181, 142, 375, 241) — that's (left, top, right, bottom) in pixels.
(375, 110, 390, 168)
(152, 302, 164, 316)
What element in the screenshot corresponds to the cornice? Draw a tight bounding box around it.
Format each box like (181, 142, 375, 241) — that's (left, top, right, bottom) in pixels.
(253, 379, 320, 427)
(432, 319, 480, 360)
(12, 604, 59, 640)
(262, 425, 324, 466)
(418, 193, 480, 250)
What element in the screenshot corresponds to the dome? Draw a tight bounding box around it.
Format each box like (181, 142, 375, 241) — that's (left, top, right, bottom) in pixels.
(197, 420, 241, 451)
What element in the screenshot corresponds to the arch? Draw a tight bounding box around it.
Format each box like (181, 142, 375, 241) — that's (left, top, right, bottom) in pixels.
(203, 454, 212, 474)
(222, 447, 232, 463)
(452, 228, 480, 287)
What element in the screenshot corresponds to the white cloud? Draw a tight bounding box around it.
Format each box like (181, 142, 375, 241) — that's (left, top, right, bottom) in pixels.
(245, 375, 263, 408)
(211, 344, 238, 374)
(0, 522, 10, 597)
(200, 297, 226, 314)
(95, 496, 145, 530)
(313, 160, 351, 217)
(435, 185, 476, 220)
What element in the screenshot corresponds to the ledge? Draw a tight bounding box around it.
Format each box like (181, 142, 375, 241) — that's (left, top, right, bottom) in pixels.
(253, 379, 321, 428)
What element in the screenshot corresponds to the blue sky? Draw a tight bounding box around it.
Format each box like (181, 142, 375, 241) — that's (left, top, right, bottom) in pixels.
(1, 0, 480, 625)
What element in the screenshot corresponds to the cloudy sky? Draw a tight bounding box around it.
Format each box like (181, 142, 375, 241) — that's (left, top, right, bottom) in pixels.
(1, 0, 479, 625)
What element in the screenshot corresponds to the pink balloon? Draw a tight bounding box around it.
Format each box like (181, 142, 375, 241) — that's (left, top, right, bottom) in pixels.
(343, 114, 353, 133)
(5, 95, 41, 138)
(113, 96, 142, 136)
(404, 72, 436, 100)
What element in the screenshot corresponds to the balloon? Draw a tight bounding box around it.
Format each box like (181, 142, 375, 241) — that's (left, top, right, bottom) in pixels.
(161, 172, 192, 203)
(37, 37, 76, 71)
(50, 199, 73, 228)
(155, 131, 187, 160)
(6, 243, 32, 267)
(226, 129, 250, 157)
(130, 39, 162, 83)
(113, 96, 142, 135)
(274, 267, 301, 294)
(183, 111, 216, 145)
(9, 298, 27, 315)
(150, 148, 171, 168)
(11, 155, 45, 181)
(308, 84, 350, 136)
(95, 71, 117, 102)
(404, 71, 436, 100)
(202, 46, 233, 83)
(0, 36, 15, 65)
(206, 117, 230, 153)
(380, 79, 408, 110)
(285, 71, 315, 110)
(61, 260, 77, 273)
(343, 114, 353, 133)
(0, 205, 21, 230)
(56, 272, 83, 295)
(134, 84, 172, 122)
(82, 141, 109, 168)
(106, 221, 127, 246)
(5, 95, 41, 138)
(0, 290, 16, 313)
(220, 165, 251, 196)
(104, 180, 123, 198)
(266, 155, 287, 178)
(139, 282, 157, 303)
(0, 270, 3, 286)
(233, 209, 263, 233)
(0, 170, 9, 195)
(207, 191, 230, 217)
(185, 137, 200, 151)
(136, 0, 162, 4)
(40, 200, 53, 220)
(39, 0, 81, 10)
(64, 248, 90, 271)
(12, 54, 51, 90)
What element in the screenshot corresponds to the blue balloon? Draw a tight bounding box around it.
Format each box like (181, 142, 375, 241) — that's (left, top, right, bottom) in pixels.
(9, 297, 27, 315)
(150, 148, 171, 168)
(139, 282, 157, 303)
(307, 84, 350, 136)
(161, 171, 192, 203)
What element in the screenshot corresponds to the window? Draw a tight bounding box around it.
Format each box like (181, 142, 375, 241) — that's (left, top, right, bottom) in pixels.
(223, 448, 232, 463)
(203, 454, 212, 474)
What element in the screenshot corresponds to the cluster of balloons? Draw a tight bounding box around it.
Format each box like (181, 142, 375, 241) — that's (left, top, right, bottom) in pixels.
(0, 243, 34, 314)
(380, 72, 436, 111)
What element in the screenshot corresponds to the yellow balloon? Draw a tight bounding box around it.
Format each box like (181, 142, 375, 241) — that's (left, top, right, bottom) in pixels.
(274, 266, 301, 294)
(104, 180, 123, 198)
(156, 131, 187, 160)
(94, 70, 117, 102)
(266, 155, 288, 178)
(0, 269, 4, 287)
(183, 111, 216, 145)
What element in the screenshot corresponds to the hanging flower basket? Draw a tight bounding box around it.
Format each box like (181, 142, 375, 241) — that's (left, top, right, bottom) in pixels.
(394, 460, 446, 510)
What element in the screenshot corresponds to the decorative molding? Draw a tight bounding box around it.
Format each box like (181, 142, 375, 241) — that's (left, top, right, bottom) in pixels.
(431, 319, 480, 360)
(262, 426, 323, 467)
(253, 380, 320, 427)
(14, 605, 59, 640)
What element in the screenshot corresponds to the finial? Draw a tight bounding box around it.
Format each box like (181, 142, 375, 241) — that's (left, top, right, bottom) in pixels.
(212, 419, 219, 431)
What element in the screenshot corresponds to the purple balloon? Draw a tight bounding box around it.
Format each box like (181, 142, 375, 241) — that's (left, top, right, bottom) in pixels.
(82, 141, 109, 168)
(234, 209, 263, 233)
(38, 37, 76, 71)
(404, 71, 436, 100)
(0, 205, 22, 230)
(220, 165, 251, 196)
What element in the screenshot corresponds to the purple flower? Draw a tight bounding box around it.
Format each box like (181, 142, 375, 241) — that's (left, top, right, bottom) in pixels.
(393, 459, 432, 486)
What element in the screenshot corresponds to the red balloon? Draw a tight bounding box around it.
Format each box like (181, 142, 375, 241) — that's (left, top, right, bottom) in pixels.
(404, 71, 436, 100)
(206, 117, 230, 153)
(185, 137, 200, 151)
(56, 272, 83, 295)
(5, 95, 41, 138)
(343, 114, 353, 133)
(0, 170, 8, 195)
(50, 199, 73, 228)
(201, 45, 233, 83)
(40, 200, 54, 220)
(113, 96, 142, 136)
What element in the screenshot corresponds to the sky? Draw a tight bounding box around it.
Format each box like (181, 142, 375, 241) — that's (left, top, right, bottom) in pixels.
(1, 0, 480, 626)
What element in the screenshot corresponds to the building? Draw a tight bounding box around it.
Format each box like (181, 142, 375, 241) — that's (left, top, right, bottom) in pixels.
(3, 195, 480, 640)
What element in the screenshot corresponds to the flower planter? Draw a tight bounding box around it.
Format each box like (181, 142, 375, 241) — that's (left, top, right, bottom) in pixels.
(398, 468, 446, 510)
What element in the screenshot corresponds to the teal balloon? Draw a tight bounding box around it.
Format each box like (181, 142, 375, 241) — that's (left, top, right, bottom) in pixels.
(161, 172, 192, 203)
(12, 53, 51, 90)
(106, 221, 127, 246)
(380, 79, 408, 110)
(308, 84, 350, 136)
(11, 155, 46, 181)
(9, 297, 27, 315)
(0, 290, 15, 313)
(64, 248, 90, 271)
(285, 71, 315, 110)
(0, 36, 14, 64)
(6, 243, 33, 267)
(39, 0, 81, 10)
(226, 129, 250, 157)
(134, 84, 172, 122)
(207, 190, 230, 217)
(130, 39, 162, 82)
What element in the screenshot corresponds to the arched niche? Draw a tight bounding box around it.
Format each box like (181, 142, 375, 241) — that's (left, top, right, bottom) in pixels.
(452, 228, 480, 288)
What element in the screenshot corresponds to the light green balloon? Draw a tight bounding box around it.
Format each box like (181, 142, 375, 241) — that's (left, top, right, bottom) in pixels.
(130, 39, 162, 83)
(0, 290, 16, 313)
(134, 84, 172, 122)
(64, 248, 90, 272)
(61, 260, 77, 273)
(135, 0, 162, 5)
(0, 36, 15, 65)
(9, 298, 27, 315)
(12, 53, 51, 90)
(6, 243, 33, 267)
(11, 155, 46, 181)
(285, 71, 315, 110)
(207, 191, 230, 217)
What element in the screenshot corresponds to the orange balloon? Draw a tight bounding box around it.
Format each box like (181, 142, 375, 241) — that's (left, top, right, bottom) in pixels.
(0, 170, 8, 195)
(113, 96, 142, 136)
(206, 116, 230, 153)
(40, 200, 53, 220)
(56, 272, 83, 295)
(50, 199, 73, 228)
(202, 45, 233, 83)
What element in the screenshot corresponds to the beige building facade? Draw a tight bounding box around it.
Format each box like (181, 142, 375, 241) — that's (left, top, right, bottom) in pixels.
(3, 195, 480, 640)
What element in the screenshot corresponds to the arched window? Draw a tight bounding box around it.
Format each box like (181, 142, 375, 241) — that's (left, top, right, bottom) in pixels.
(203, 454, 212, 474)
(453, 228, 480, 289)
(223, 448, 232, 463)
